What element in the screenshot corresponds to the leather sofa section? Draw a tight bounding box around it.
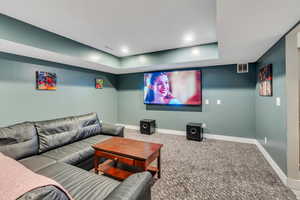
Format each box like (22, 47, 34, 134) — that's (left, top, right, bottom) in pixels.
(0, 122, 38, 160)
(37, 162, 120, 200)
(41, 135, 111, 167)
(104, 172, 152, 200)
(35, 116, 78, 153)
(19, 155, 56, 172)
(80, 134, 111, 146)
(41, 140, 95, 165)
(35, 113, 102, 153)
(75, 112, 102, 140)
(101, 123, 124, 137)
(17, 185, 70, 200)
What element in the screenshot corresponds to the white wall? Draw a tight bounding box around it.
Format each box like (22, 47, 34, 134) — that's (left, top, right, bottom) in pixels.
(286, 24, 300, 181)
(297, 32, 300, 48)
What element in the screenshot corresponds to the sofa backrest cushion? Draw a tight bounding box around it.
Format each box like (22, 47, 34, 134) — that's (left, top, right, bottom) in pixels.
(74, 113, 102, 140)
(35, 113, 101, 153)
(35, 116, 78, 153)
(0, 122, 38, 160)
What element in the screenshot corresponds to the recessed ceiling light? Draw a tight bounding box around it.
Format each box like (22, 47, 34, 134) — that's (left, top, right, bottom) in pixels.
(121, 46, 129, 54)
(139, 56, 147, 63)
(183, 33, 195, 43)
(89, 55, 101, 62)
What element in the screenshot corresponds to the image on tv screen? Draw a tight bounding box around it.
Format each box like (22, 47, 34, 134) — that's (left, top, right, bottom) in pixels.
(144, 70, 201, 105)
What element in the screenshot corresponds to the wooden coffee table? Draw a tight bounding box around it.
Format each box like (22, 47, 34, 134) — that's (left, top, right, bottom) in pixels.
(92, 137, 163, 181)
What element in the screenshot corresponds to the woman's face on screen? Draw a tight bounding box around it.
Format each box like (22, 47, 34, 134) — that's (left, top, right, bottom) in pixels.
(153, 74, 170, 97)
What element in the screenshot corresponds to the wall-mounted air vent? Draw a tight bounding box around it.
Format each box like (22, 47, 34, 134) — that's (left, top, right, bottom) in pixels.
(237, 64, 249, 73)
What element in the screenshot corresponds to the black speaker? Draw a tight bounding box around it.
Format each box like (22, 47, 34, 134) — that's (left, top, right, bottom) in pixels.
(140, 119, 156, 135)
(186, 123, 203, 141)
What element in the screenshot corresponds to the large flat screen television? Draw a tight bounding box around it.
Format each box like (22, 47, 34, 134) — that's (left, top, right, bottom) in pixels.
(144, 70, 201, 105)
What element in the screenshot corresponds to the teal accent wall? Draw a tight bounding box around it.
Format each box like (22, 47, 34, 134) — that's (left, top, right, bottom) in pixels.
(0, 52, 118, 127)
(120, 43, 218, 68)
(117, 64, 256, 138)
(255, 38, 287, 174)
(0, 14, 120, 67)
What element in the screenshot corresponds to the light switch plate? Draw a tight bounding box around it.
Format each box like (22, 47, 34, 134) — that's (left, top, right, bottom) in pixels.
(217, 100, 221, 105)
(205, 99, 209, 104)
(264, 137, 267, 144)
(276, 97, 281, 106)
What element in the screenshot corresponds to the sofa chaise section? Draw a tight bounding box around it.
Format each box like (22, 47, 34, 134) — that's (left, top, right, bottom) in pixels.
(37, 162, 152, 200)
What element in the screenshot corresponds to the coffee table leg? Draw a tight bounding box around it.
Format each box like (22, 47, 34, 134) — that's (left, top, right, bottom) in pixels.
(158, 149, 161, 178)
(94, 155, 99, 174)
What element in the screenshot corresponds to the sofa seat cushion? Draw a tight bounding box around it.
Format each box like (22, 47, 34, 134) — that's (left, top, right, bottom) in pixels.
(37, 162, 120, 200)
(41, 141, 94, 165)
(80, 134, 111, 146)
(19, 155, 56, 172)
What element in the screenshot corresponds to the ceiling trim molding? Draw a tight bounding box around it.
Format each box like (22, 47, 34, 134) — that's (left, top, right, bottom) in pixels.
(0, 39, 119, 74)
(0, 38, 256, 74)
(117, 58, 256, 74)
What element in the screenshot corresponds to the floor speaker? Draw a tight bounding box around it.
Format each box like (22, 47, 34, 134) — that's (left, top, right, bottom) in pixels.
(186, 122, 203, 141)
(140, 119, 156, 135)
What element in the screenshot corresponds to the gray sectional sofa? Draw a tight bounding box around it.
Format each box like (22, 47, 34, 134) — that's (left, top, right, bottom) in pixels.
(0, 113, 152, 200)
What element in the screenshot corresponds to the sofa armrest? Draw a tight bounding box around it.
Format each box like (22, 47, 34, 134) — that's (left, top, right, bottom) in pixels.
(100, 123, 124, 137)
(17, 186, 70, 200)
(104, 172, 152, 200)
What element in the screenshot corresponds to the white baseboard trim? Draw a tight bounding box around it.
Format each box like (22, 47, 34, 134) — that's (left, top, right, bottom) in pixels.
(203, 133, 257, 144)
(117, 124, 139, 131)
(117, 124, 290, 187)
(117, 124, 257, 144)
(116, 123, 186, 136)
(254, 141, 287, 185)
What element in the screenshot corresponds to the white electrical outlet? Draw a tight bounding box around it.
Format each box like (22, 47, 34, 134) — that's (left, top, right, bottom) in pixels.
(205, 99, 209, 105)
(264, 137, 267, 144)
(202, 123, 207, 128)
(217, 100, 221, 105)
(276, 97, 281, 106)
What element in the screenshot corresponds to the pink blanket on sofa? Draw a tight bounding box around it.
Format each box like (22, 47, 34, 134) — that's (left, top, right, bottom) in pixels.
(0, 153, 73, 200)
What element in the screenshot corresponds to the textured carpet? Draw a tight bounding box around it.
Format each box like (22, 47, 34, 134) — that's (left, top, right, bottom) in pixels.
(124, 129, 296, 200)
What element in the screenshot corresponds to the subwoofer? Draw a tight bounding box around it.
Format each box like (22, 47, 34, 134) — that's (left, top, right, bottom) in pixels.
(186, 122, 203, 141)
(140, 119, 156, 135)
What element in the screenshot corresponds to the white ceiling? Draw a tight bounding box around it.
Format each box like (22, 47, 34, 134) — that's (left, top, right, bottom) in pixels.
(0, 0, 299, 74)
(0, 0, 216, 57)
(217, 0, 300, 64)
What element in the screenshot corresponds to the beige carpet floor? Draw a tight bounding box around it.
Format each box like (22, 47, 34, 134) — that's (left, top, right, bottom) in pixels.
(124, 129, 296, 200)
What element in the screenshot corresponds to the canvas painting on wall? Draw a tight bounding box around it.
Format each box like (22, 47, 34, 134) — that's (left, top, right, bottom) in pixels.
(95, 78, 104, 89)
(258, 64, 272, 96)
(36, 71, 57, 90)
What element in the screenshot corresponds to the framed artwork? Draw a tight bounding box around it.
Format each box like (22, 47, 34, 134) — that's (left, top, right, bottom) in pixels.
(95, 78, 104, 89)
(258, 64, 272, 96)
(36, 71, 57, 90)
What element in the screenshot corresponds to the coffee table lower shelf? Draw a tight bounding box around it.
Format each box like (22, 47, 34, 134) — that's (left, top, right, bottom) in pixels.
(97, 160, 158, 181)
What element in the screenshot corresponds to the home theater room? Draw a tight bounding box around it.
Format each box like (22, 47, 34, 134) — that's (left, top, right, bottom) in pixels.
(0, 0, 300, 200)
